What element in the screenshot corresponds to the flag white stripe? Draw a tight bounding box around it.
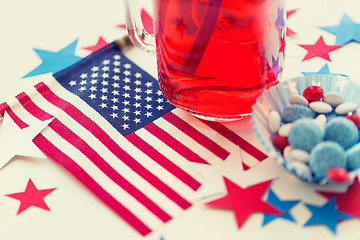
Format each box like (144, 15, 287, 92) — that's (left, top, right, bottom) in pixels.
(42, 79, 197, 200)
(20, 82, 191, 216)
(9, 94, 183, 221)
(40, 127, 165, 230)
(171, 108, 239, 153)
(134, 127, 203, 198)
(152, 117, 224, 166)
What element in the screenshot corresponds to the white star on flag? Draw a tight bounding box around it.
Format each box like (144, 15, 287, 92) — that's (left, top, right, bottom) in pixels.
(0, 112, 53, 169)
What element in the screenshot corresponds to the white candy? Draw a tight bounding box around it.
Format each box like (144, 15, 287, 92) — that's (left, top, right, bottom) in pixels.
(309, 101, 332, 114)
(289, 95, 309, 106)
(278, 123, 293, 137)
(323, 92, 345, 107)
(269, 111, 281, 133)
(290, 149, 310, 163)
(313, 114, 326, 132)
(335, 102, 357, 115)
(315, 114, 327, 125)
(287, 160, 312, 181)
(283, 145, 293, 162)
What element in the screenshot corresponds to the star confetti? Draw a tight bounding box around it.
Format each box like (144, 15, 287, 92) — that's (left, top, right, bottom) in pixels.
(301, 63, 348, 76)
(83, 36, 109, 52)
(262, 189, 300, 226)
(117, 23, 126, 29)
(6, 178, 56, 214)
(23, 39, 82, 78)
(317, 177, 360, 219)
(302, 63, 331, 75)
(190, 147, 282, 201)
(0, 112, 52, 169)
(303, 197, 353, 234)
(279, 34, 286, 57)
(141, 8, 154, 35)
(320, 13, 360, 45)
(275, 7, 285, 28)
(286, 9, 297, 36)
(205, 178, 282, 229)
(268, 56, 283, 80)
(299, 36, 342, 61)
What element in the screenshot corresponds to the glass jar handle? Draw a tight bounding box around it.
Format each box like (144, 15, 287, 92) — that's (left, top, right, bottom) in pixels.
(124, 0, 156, 54)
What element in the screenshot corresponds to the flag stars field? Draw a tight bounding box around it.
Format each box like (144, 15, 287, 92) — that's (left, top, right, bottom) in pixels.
(61, 43, 175, 137)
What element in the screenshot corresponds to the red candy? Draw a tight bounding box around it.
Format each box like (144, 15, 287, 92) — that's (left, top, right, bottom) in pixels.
(345, 114, 360, 130)
(272, 135, 289, 152)
(327, 167, 350, 183)
(302, 86, 324, 102)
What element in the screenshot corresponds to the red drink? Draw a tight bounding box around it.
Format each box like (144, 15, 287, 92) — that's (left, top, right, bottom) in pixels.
(153, 0, 285, 120)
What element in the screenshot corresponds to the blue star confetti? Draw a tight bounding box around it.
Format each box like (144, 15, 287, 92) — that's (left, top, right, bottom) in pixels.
(23, 39, 82, 78)
(301, 64, 331, 75)
(303, 197, 354, 234)
(319, 13, 360, 45)
(262, 189, 300, 226)
(301, 63, 348, 76)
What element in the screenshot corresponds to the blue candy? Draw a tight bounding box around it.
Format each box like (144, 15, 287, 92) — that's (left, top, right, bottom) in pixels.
(325, 111, 339, 122)
(288, 118, 324, 152)
(346, 143, 360, 171)
(324, 117, 359, 149)
(309, 141, 346, 181)
(281, 104, 316, 123)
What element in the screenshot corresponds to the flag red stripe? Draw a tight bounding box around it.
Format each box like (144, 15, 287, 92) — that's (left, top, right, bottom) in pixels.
(0, 103, 29, 128)
(48, 118, 172, 222)
(34, 82, 192, 210)
(126, 132, 201, 191)
(163, 112, 230, 160)
(0, 102, 9, 117)
(144, 122, 208, 164)
(13, 93, 173, 222)
(16, 92, 53, 121)
(33, 134, 152, 236)
(199, 120, 268, 161)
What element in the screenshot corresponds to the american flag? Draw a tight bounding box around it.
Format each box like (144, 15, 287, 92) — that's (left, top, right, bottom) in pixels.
(0, 42, 267, 236)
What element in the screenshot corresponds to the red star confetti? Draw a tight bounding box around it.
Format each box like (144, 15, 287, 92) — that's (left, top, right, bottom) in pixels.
(141, 8, 154, 35)
(6, 178, 56, 214)
(117, 8, 153, 34)
(205, 178, 282, 229)
(299, 36, 342, 61)
(174, 18, 186, 38)
(117, 23, 126, 29)
(83, 36, 109, 52)
(190, 147, 283, 201)
(286, 9, 297, 36)
(279, 34, 286, 57)
(317, 177, 360, 219)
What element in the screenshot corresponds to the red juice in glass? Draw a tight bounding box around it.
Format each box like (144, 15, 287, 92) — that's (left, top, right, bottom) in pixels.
(153, 0, 285, 120)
